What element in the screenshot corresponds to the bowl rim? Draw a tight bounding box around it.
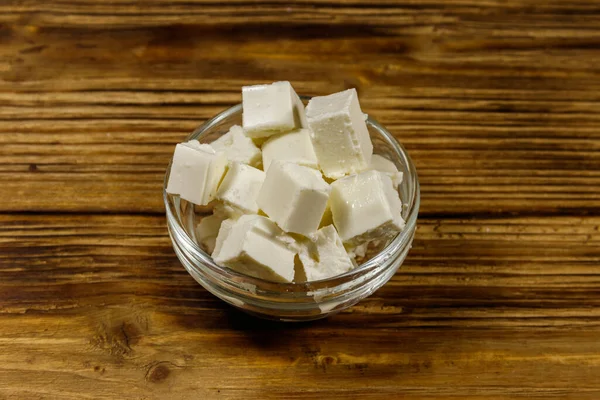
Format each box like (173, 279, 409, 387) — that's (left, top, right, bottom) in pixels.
(163, 101, 420, 289)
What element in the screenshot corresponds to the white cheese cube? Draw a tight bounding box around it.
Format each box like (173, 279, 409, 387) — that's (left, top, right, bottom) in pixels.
(297, 225, 355, 281)
(216, 162, 265, 215)
(195, 214, 225, 254)
(369, 154, 403, 188)
(242, 81, 307, 138)
(213, 202, 244, 220)
(166, 141, 227, 205)
(330, 170, 405, 244)
(212, 218, 235, 260)
(262, 129, 319, 172)
(210, 125, 261, 167)
(306, 88, 373, 179)
(213, 215, 296, 283)
(257, 161, 330, 236)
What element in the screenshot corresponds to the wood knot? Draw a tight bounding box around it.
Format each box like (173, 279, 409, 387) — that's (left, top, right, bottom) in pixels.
(93, 365, 106, 374)
(145, 361, 178, 384)
(90, 312, 148, 359)
(148, 364, 170, 383)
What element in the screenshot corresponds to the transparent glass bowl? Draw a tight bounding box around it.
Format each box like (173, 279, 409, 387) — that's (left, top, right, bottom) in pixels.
(164, 102, 420, 321)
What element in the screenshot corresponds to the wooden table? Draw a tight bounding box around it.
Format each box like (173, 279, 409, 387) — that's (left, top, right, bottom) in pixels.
(1, 1, 599, 398)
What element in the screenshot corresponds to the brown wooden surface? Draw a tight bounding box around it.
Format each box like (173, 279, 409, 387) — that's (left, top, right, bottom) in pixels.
(1, 1, 600, 399)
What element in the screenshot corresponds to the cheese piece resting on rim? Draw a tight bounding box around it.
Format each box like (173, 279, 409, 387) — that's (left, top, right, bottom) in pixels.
(166, 141, 227, 206)
(306, 88, 373, 179)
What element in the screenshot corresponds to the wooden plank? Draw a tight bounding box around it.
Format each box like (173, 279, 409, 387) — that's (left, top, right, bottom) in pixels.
(1, 20, 599, 215)
(1, 321, 600, 399)
(1, 214, 600, 398)
(2, 0, 600, 30)
(1, 214, 599, 322)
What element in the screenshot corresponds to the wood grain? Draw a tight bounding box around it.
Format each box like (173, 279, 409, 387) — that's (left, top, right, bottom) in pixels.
(1, 6, 599, 215)
(1, 215, 600, 399)
(1, 0, 600, 398)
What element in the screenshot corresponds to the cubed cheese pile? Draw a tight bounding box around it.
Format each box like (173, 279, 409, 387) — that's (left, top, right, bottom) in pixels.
(167, 81, 405, 283)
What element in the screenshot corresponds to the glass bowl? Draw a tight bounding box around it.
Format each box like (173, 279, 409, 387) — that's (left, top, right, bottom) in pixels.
(164, 101, 420, 321)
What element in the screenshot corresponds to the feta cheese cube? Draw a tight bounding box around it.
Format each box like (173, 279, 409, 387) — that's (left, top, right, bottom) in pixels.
(369, 154, 403, 188)
(297, 225, 354, 281)
(166, 141, 227, 205)
(195, 214, 225, 254)
(306, 88, 373, 179)
(213, 202, 244, 220)
(216, 162, 265, 215)
(213, 215, 296, 283)
(242, 81, 307, 138)
(262, 129, 319, 172)
(330, 170, 405, 244)
(210, 125, 261, 167)
(212, 218, 235, 260)
(257, 161, 330, 236)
